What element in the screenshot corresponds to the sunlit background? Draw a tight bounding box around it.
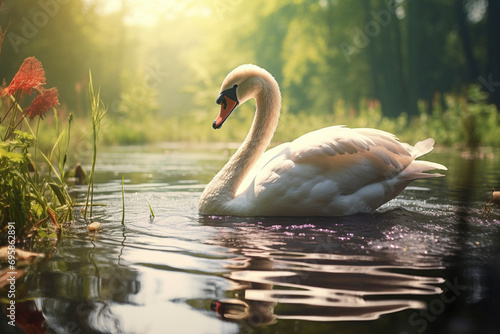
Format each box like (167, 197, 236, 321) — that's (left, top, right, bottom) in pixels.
(1, 2, 500, 333)
(0, 0, 498, 145)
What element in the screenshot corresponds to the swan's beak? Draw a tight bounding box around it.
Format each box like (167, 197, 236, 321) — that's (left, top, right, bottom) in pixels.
(213, 85, 239, 129)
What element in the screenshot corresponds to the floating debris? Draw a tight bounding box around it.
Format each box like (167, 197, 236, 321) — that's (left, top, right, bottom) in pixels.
(67, 163, 87, 185)
(87, 222, 101, 231)
(483, 189, 500, 217)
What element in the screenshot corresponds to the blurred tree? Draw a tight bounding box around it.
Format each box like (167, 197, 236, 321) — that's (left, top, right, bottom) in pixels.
(0, 0, 496, 124)
(485, 0, 500, 110)
(456, 0, 480, 81)
(1, 0, 92, 114)
(0, 0, 127, 116)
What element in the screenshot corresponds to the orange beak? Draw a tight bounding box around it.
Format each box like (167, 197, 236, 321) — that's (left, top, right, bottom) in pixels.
(213, 96, 238, 129)
(213, 85, 239, 129)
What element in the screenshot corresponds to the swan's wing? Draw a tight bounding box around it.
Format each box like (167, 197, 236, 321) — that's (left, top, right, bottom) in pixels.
(233, 126, 445, 215)
(238, 125, 411, 197)
(285, 126, 417, 192)
(290, 126, 411, 169)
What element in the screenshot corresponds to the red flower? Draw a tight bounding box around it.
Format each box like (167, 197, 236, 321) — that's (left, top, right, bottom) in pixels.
(24, 88, 59, 119)
(1, 57, 47, 97)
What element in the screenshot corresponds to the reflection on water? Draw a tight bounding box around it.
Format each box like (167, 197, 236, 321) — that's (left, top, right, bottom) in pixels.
(1, 145, 500, 334)
(202, 215, 445, 326)
(223, 256, 440, 322)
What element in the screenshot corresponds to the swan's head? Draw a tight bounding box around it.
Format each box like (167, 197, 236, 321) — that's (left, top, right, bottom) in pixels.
(212, 64, 279, 129)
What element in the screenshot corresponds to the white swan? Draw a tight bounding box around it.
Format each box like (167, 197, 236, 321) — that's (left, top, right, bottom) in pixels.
(199, 64, 447, 216)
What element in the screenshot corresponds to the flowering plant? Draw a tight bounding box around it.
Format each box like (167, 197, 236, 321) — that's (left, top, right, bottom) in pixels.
(1, 57, 59, 140)
(1, 57, 71, 238)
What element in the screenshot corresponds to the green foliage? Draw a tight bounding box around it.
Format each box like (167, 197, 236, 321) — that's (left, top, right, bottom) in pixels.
(0, 131, 34, 233)
(0, 55, 74, 239)
(0, 128, 73, 238)
(406, 86, 500, 148)
(1, 0, 498, 154)
(2, 0, 497, 127)
(94, 89, 499, 149)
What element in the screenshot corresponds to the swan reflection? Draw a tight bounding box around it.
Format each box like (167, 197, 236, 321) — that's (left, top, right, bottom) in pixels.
(205, 215, 445, 325)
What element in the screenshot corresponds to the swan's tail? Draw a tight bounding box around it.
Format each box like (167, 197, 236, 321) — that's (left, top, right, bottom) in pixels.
(411, 138, 435, 158)
(401, 138, 447, 180)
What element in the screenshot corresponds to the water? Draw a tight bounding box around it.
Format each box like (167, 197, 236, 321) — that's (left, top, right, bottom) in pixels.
(2, 144, 500, 334)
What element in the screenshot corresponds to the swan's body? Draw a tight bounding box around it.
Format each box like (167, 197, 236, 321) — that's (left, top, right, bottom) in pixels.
(199, 64, 446, 216)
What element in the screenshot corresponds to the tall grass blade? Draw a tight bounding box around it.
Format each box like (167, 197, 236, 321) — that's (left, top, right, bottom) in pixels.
(121, 175, 125, 225)
(83, 70, 106, 222)
(148, 202, 155, 218)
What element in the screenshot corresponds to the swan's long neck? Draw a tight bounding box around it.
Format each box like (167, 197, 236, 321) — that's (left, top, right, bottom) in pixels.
(199, 74, 281, 213)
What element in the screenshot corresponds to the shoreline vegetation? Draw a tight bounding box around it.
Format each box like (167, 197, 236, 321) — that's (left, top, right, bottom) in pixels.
(36, 84, 497, 149)
(0, 55, 108, 300)
(0, 57, 105, 245)
(0, 57, 69, 240)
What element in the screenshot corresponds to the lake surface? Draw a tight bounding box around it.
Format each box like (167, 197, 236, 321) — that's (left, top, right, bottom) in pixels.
(2, 144, 500, 334)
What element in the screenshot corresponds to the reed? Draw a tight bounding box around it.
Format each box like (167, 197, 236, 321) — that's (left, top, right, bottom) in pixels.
(83, 72, 107, 222)
(148, 202, 155, 219)
(121, 175, 125, 225)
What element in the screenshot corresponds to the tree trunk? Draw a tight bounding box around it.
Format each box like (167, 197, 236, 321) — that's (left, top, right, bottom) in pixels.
(486, 0, 500, 111)
(407, 0, 420, 116)
(455, 0, 480, 81)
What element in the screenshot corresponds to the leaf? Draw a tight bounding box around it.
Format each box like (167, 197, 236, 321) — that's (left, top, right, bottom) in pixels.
(13, 130, 34, 143)
(30, 200, 44, 216)
(48, 182, 67, 205)
(36, 229, 58, 240)
(0, 148, 25, 163)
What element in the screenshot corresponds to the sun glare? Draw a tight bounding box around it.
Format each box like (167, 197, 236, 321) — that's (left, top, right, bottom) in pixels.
(89, 0, 212, 26)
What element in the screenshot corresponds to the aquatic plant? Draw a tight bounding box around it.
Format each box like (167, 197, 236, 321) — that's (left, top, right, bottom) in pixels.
(148, 202, 155, 219)
(83, 72, 107, 222)
(121, 176, 125, 225)
(0, 57, 73, 238)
